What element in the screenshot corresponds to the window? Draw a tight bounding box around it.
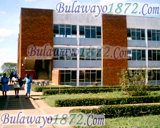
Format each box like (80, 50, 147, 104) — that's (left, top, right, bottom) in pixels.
(60, 70, 77, 84)
(128, 49, 146, 61)
(53, 48, 77, 60)
(79, 70, 101, 83)
(79, 26, 101, 38)
(148, 29, 160, 41)
(148, 70, 157, 80)
(80, 48, 101, 60)
(127, 28, 145, 40)
(53, 24, 77, 38)
(148, 50, 160, 61)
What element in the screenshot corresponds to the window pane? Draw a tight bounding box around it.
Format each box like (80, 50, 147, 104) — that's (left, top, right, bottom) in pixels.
(80, 48, 84, 60)
(132, 50, 136, 60)
(97, 48, 101, 60)
(59, 48, 65, 60)
(90, 48, 96, 60)
(157, 51, 160, 61)
(153, 50, 157, 60)
(71, 48, 77, 60)
(53, 48, 59, 60)
(141, 29, 145, 38)
(137, 32, 141, 40)
(96, 27, 101, 35)
(157, 70, 160, 80)
(60, 27, 65, 37)
(85, 48, 91, 60)
(66, 27, 71, 37)
(91, 72, 96, 82)
(157, 32, 160, 41)
(53, 25, 59, 34)
(79, 71, 84, 82)
(148, 30, 151, 40)
(91, 29, 96, 38)
(72, 25, 77, 35)
(65, 73, 70, 82)
(152, 70, 157, 80)
(127, 29, 131, 37)
(148, 50, 152, 60)
(97, 71, 101, 82)
(85, 71, 90, 82)
(66, 48, 71, 60)
(96, 27, 101, 38)
(60, 73, 64, 82)
(137, 50, 141, 60)
(152, 32, 156, 41)
(131, 29, 136, 40)
(71, 71, 76, 82)
(128, 50, 132, 60)
(80, 26, 84, 35)
(142, 50, 146, 60)
(85, 27, 90, 38)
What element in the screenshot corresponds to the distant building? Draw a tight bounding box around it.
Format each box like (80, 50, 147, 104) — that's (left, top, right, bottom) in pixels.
(17, 8, 160, 86)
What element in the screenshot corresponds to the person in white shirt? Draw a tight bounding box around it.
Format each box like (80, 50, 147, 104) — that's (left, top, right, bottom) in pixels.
(12, 73, 20, 98)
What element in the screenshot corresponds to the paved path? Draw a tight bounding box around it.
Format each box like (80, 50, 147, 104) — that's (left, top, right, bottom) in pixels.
(0, 85, 73, 128)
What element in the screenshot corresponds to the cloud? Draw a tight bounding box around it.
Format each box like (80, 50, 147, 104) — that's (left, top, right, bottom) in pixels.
(0, 38, 3, 43)
(0, 48, 9, 57)
(0, 28, 13, 37)
(0, 11, 6, 14)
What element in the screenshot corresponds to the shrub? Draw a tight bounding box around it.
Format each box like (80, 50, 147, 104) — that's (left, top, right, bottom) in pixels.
(117, 68, 153, 96)
(71, 105, 160, 118)
(43, 88, 120, 95)
(55, 95, 160, 107)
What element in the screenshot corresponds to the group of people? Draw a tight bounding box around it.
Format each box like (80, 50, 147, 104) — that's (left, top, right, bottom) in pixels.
(0, 73, 32, 99)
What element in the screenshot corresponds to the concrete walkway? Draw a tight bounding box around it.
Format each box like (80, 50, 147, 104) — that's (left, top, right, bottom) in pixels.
(0, 85, 100, 128)
(0, 85, 74, 128)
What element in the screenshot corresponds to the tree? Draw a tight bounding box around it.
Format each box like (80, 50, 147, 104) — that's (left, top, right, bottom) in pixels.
(1, 63, 17, 76)
(117, 68, 152, 96)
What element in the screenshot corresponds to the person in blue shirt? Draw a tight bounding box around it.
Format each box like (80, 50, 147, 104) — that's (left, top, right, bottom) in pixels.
(24, 74, 32, 99)
(1, 73, 9, 97)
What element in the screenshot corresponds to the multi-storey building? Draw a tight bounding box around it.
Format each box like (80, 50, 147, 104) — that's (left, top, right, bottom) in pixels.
(17, 8, 160, 86)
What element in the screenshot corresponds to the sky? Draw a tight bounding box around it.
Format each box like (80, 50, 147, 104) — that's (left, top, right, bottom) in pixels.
(0, 0, 160, 73)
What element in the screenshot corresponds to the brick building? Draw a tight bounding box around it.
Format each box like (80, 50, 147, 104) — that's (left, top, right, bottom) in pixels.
(17, 8, 160, 86)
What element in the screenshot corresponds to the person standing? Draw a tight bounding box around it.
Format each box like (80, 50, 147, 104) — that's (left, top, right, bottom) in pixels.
(24, 74, 32, 99)
(1, 73, 9, 97)
(9, 72, 13, 84)
(12, 73, 20, 98)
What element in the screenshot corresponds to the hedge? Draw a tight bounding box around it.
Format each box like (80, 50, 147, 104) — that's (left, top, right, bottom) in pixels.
(33, 86, 120, 92)
(55, 95, 160, 107)
(43, 88, 121, 95)
(70, 105, 160, 118)
(33, 85, 160, 92)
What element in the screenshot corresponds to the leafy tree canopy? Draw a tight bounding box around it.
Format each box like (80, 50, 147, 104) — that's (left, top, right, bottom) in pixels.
(1, 62, 17, 76)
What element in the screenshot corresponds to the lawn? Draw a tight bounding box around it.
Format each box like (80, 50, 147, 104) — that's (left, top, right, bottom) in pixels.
(41, 91, 160, 107)
(41, 91, 126, 107)
(83, 115, 160, 128)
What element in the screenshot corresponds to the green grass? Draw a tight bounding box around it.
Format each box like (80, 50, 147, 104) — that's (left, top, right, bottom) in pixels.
(41, 91, 160, 107)
(41, 91, 127, 107)
(80, 115, 160, 128)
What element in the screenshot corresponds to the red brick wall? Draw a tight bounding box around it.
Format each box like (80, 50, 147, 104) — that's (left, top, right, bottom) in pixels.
(18, 8, 53, 79)
(102, 14, 128, 85)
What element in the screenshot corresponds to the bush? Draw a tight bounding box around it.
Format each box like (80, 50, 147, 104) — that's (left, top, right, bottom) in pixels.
(32, 86, 120, 92)
(70, 105, 160, 118)
(43, 88, 120, 95)
(55, 95, 160, 107)
(117, 68, 154, 96)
